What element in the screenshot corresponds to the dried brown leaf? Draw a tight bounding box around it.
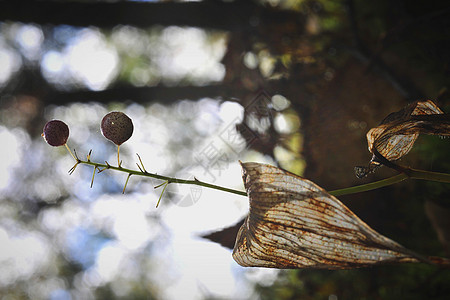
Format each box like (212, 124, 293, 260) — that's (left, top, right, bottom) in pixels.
(357, 100, 450, 177)
(233, 162, 445, 269)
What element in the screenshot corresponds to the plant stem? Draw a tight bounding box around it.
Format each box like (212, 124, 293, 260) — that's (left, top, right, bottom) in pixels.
(64, 143, 77, 161)
(117, 145, 121, 167)
(329, 168, 450, 197)
(76, 159, 450, 198)
(329, 174, 408, 197)
(78, 159, 248, 197)
(406, 168, 450, 183)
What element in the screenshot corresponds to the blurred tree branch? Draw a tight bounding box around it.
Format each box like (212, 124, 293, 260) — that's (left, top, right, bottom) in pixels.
(0, 0, 302, 32)
(43, 83, 246, 105)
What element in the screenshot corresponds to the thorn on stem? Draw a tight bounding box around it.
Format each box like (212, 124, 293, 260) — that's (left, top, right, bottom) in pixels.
(68, 161, 80, 175)
(156, 181, 169, 208)
(73, 148, 80, 162)
(123, 173, 132, 194)
(136, 153, 148, 173)
(90, 166, 97, 188)
(154, 181, 168, 189)
(98, 161, 111, 173)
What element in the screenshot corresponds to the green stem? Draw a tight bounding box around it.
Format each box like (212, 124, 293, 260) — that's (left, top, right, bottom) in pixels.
(329, 174, 408, 197)
(76, 159, 450, 198)
(329, 168, 450, 197)
(78, 159, 248, 197)
(406, 168, 450, 183)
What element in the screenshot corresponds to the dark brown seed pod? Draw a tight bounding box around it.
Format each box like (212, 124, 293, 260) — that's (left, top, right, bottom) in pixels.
(101, 112, 134, 145)
(42, 120, 69, 147)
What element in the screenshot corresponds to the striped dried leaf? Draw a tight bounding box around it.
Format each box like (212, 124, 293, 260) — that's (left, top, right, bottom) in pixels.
(233, 162, 446, 269)
(357, 100, 450, 177)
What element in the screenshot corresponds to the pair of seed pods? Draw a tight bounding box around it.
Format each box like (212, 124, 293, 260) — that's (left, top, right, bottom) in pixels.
(43, 111, 133, 149)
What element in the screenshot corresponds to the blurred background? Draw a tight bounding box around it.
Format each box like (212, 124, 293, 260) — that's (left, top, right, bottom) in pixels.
(1, 0, 450, 299)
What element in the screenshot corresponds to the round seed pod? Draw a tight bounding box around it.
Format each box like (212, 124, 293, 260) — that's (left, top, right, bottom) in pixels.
(42, 120, 69, 147)
(101, 112, 134, 145)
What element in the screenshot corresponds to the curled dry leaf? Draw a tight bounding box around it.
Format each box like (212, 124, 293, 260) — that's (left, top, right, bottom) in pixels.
(357, 100, 450, 177)
(233, 162, 448, 269)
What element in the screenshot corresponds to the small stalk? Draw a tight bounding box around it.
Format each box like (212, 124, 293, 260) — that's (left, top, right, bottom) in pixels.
(64, 143, 77, 161)
(117, 145, 121, 167)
